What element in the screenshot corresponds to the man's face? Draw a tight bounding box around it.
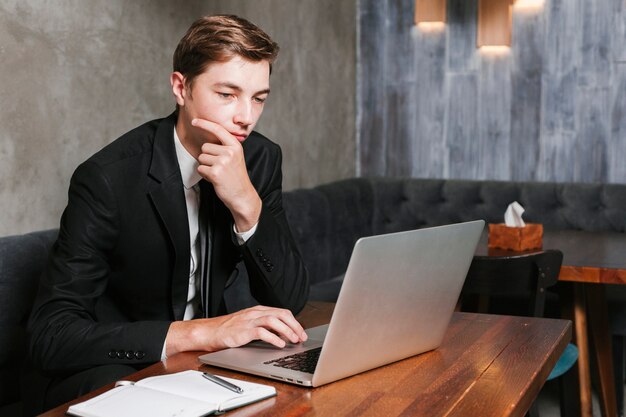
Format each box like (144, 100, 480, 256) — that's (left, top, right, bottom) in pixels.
(177, 56, 271, 148)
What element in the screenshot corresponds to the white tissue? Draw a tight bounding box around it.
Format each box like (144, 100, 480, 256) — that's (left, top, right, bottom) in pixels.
(504, 201, 526, 227)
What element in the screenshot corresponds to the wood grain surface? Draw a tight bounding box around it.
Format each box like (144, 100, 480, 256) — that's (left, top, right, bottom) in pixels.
(39, 303, 570, 417)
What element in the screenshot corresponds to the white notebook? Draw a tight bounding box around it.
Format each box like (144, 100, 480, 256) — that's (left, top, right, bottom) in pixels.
(66, 370, 276, 417)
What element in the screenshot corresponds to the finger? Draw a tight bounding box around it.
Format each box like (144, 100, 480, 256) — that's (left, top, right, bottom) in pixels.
(253, 327, 287, 348)
(245, 305, 278, 312)
(273, 310, 308, 342)
(232, 307, 305, 341)
(239, 307, 306, 337)
(191, 118, 239, 146)
(255, 308, 307, 342)
(255, 315, 301, 344)
(197, 165, 226, 185)
(200, 142, 229, 156)
(197, 153, 221, 166)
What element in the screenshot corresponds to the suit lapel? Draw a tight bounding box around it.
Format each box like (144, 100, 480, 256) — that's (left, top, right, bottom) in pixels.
(147, 113, 190, 320)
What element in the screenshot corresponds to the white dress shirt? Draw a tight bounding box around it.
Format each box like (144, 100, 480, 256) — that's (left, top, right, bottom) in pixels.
(161, 127, 257, 360)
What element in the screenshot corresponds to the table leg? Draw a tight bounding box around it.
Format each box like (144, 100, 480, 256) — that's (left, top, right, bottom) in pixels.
(587, 284, 618, 417)
(574, 283, 594, 417)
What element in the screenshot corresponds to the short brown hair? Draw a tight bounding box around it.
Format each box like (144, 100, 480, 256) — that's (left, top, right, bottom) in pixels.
(173, 14, 279, 90)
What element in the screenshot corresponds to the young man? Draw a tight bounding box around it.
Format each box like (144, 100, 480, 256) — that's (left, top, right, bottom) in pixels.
(26, 15, 309, 413)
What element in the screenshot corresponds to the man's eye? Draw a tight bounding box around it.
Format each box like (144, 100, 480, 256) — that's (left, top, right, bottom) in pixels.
(254, 97, 267, 104)
(218, 93, 233, 99)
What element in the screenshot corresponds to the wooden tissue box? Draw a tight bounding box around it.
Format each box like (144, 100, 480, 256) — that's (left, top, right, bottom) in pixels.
(488, 223, 543, 251)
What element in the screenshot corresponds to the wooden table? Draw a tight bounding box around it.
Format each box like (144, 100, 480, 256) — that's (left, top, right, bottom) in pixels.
(477, 230, 626, 417)
(40, 302, 571, 417)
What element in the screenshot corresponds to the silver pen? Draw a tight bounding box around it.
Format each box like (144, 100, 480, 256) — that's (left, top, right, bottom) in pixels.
(202, 372, 244, 394)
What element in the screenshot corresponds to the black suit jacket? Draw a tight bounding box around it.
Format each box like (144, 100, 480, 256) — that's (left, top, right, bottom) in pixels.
(27, 113, 309, 373)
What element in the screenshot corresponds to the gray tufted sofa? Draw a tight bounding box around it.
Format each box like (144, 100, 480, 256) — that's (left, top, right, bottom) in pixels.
(2, 177, 626, 415)
(278, 177, 626, 303)
(0, 229, 58, 416)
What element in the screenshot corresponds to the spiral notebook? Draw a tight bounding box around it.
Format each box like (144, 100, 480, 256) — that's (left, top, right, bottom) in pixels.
(66, 370, 276, 417)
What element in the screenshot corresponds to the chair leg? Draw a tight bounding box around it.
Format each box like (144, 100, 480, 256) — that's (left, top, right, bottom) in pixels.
(613, 335, 625, 417)
(559, 365, 581, 417)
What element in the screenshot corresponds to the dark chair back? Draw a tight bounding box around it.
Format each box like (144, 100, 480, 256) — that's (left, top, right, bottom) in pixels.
(460, 249, 580, 417)
(0, 229, 57, 408)
(461, 250, 563, 318)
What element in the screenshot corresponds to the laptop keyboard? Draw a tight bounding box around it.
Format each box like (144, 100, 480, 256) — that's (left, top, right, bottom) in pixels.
(263, 347, 322, 374)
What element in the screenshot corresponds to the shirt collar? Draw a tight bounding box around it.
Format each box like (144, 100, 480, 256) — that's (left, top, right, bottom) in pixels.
(173, 127, 202, 190)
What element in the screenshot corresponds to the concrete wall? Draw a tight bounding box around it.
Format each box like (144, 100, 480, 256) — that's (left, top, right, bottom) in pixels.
(357, 0, 626, 184)
(0, 0, 357, 236)
(201, 0, 357, 190)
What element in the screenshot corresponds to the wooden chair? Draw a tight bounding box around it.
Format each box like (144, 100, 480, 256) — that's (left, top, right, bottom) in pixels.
(460, 250, 579, 417)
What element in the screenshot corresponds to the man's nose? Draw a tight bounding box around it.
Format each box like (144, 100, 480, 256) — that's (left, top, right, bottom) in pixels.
(234, 100, 253, 126)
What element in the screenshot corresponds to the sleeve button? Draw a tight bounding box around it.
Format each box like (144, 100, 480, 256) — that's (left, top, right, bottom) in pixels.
(108, 350, 117, 359)
(135, 351, 146, 360)
(117, 350, 126, 359)
(125, 351, 134, 360)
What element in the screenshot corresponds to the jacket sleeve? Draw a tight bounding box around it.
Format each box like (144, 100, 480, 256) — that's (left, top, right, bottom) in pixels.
(239, 147, 309, 314)
(27, 161, 171, 374)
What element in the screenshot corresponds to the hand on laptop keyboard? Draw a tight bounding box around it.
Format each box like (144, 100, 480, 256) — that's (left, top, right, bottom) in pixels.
(165, 305, 308, 356)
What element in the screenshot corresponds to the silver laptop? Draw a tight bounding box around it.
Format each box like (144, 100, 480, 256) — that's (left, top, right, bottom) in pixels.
(199, 220, 484, 387)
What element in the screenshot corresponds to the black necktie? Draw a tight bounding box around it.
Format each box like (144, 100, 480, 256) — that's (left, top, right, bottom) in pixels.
(198, 180, 214, 318)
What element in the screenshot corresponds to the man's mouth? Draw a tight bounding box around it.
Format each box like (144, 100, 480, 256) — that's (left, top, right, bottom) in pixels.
(230, 132, 248, 142)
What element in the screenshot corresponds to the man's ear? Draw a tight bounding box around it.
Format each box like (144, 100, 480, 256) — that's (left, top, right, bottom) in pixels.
(170, 72, 187, 106)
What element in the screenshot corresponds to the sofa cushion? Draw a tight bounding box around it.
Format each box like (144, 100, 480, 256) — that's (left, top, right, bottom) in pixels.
(0, 401, 21, 417)
(284, 178, 374, 285)
(0, 229, 57, 406)
(308, 274, 345, 302)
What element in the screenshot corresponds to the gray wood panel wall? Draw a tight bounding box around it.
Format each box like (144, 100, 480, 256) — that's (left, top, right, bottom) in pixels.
(357, 0, 626, 184)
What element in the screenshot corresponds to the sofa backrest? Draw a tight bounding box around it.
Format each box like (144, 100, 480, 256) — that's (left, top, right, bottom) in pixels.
(0, 229, 57, 406)
(283, 177, 626, 285)
(370, 178, 626, 235)
(283, 178, 374, 286)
